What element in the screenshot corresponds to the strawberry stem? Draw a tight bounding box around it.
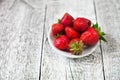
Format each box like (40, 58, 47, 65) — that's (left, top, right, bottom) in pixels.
(58, 19, 61, 23)
(55, 31, 64, 38)
(93, 22, 107, 42)
(70, 40, 84, 55)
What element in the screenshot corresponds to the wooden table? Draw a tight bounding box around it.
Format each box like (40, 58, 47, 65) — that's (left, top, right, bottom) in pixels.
(0, 0, 120, 80)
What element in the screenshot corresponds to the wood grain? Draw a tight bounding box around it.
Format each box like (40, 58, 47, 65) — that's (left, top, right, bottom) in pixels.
(40, 0, 104, 80)
(23, 0, 46, 9)
(95, 0, 120, 80)
(0, 0, 45, 80)
(0, 0, 119, 80)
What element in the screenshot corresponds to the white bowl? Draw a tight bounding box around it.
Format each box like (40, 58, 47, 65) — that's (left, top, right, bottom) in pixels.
(48, 26, 99, 58)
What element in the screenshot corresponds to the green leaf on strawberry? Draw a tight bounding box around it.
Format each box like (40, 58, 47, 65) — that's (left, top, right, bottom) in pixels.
(57, 19, 61, 23)
(55, 31, 64, 38)
(93, 22, 107, 42)
(70, 41, 84, 55)
(69, 38, 84, 55)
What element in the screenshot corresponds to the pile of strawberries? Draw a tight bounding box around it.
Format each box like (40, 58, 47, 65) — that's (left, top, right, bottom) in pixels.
(51, 13, 106, 55)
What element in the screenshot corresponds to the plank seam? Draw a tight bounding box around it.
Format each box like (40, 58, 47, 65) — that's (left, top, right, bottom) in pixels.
(93, 0, 106, 80)
(69, 60, 74, 80)
(65, 67, 68, 80)
(39, 5, 47, 80)
(100, 41, 106, 80)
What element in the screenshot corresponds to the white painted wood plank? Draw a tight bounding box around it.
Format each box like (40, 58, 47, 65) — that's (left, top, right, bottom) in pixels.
(0, 0, 15, 10)
(0, 0, 45, 80)
(41, 0, 104, 80)
(95, 0, 120, 80)
(23, 0, 47, 9)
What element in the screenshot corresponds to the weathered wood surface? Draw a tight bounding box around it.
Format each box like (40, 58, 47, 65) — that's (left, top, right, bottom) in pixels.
(0, 0, 120, 80)
(0, 0, 45, 80)
(95, 0, 120, 80)
(40, 0, 104, 80)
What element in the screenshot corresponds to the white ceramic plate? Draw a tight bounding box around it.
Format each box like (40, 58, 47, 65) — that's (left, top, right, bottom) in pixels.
(48, 26, 99, 58)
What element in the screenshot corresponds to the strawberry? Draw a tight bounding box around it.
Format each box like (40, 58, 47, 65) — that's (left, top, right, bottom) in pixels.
(68, 38, 84, 55)
(80, 27, 99, 46)
(52, 23, 64, 37)
(78, 17, 91, 26)
(54, 35, 69, 50)
(80, 22, 107, 46)
(65, 27, 80, 39)
(60, 13, 74, 26)
(73, 18, 90, 32)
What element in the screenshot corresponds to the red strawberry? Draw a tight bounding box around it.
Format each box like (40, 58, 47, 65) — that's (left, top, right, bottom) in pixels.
(65, 27, 80, 39)
(60, 13, 74, 26)
(52, 23, 64, 37)
(80, 27, 99, 46)
(68, 38, 84, 55)
(54, 35, 69, 50)
(80, 22, 107, 46)
(78, 17, 91, 26)
(73, 18, 90, 32)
